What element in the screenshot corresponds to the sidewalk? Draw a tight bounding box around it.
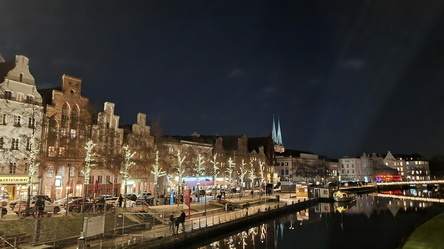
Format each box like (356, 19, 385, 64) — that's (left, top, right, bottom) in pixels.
(69, 193, 304, 248)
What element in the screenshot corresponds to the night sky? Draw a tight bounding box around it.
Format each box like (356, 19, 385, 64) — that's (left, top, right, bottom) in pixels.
(1, 1, 444, 159)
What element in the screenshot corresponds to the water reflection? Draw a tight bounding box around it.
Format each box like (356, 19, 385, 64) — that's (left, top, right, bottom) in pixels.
(199, 192, 444, 249)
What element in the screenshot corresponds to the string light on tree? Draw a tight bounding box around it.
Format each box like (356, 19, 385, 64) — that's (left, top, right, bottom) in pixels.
(151, 150, 166, 205)
(120, 145, 136, 205)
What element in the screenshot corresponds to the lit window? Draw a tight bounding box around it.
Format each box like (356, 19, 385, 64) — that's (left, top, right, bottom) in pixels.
(70, 129, 77, 139)
(59, 147, 65, 156)
(48, 146, 56, 157)
(60, 128, 67, 137)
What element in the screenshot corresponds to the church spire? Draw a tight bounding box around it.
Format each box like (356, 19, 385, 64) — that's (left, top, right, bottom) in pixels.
(272, 115, 277, 144)
(276, 115, 283, 146)
(272, 115, 285, 153)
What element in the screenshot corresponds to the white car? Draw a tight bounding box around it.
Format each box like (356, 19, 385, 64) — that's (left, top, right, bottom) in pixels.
(13, 200, 61, 216)
(54, 196, 82, 207)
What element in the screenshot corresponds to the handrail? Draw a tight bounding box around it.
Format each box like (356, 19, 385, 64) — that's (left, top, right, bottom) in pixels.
(0, 236, 16, 248)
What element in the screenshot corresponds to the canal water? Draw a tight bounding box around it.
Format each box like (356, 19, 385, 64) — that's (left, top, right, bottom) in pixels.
(197, 188, 444, 249)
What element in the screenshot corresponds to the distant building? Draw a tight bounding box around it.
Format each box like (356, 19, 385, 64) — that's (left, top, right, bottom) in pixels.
(0, 55, 44, 200)
(90, 102, 124, 197)
(122, 113, 155, 195)
(276, 149, 334, 184)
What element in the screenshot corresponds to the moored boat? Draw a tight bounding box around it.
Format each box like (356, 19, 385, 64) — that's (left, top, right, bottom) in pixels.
(333, 191, 356, 202)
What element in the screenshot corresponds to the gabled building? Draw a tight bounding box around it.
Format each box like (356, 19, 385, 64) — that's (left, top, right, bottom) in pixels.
(39, 74, 93, 200)
(0, 55, 43, 200)
(122, 113, 155, 194)
(90, 102, 124, 197)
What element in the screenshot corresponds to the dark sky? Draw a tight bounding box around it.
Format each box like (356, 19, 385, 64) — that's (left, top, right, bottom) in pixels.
(2, 1, 444, 159)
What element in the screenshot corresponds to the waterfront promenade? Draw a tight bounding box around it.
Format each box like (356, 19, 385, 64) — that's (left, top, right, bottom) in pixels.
(66, 193, 309, 249)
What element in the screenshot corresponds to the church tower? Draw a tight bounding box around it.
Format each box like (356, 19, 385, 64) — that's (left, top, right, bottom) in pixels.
(272, 115, 285, 153)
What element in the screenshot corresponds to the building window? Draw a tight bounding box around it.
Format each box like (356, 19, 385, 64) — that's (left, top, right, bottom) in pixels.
(56, 166, 64, 177)
(26, 138, 31, 151)
(70, 129, 77, 139)
(14, 115, 21, 127)
(90, 176, 94, 185)
(28, 117, 35, 128)
(62, 107, 69, 121)
(48, 146, 56, 157)
(0, 114, 5, 125)
(0, 137, 3, 149)
(11, 138, 19, 150)
(26, 95, 34, 103)
(97, 175, 103, 184)
(106, 175, 111, 184)
(59, 147, 65, 157)
(47, 166, 54, 177)
(60, 128, 67, 137)
(9, 162, 16, 174)
(114, 176, 118, 183)
(4, 91, 12, 100)
(69, 166, 75, 177)
(71, 110, 79, 122)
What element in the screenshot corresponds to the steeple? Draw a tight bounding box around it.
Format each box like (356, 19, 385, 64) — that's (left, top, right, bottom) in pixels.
(276, 115, 283, 146)
(272, 115, 285, 153)
(272, 115, 277, 144)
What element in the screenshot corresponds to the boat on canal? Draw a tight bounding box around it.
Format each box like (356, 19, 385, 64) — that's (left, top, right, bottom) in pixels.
(333, 191, 356, 202)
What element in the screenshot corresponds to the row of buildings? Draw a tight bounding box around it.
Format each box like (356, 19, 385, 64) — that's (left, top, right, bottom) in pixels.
(0, 54, 431, 202)
(274, 150, 430, 184)
(0, 55, 278, 202)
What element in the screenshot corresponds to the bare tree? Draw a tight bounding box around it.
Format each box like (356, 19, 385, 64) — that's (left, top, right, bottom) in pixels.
(120, 145, 136, 205)
(151, 150, 166, 205)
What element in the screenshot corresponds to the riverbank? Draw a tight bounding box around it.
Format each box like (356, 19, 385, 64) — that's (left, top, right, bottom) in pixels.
(402, 212, 444, 249)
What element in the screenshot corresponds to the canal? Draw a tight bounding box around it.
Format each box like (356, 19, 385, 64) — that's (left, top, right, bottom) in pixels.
(197, 188, 444, 249)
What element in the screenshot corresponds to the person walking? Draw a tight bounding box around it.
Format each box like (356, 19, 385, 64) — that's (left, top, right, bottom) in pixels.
(169, 213, 176, 234)
(35, 198, 45, 218)
(179, 210, 186, 232)
(118, 194, 123, 207)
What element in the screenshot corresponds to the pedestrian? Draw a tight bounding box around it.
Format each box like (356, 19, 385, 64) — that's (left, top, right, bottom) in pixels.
(118, 194, 123, 207)
(35, 198, 45, 218)
(169, 213, 176, 234)
(175, 217, 180, 233)
(179, 210, 186, 232)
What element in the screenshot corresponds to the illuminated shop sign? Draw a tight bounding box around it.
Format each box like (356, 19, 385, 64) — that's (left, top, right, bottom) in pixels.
(0, 176, 38, 184)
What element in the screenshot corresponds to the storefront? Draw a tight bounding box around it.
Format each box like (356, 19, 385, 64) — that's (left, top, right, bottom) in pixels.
(0, 175, 40, 201)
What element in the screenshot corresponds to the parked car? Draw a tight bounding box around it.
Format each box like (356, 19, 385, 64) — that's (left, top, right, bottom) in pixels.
(94, 195, 118, 207)
(124, 198, 136, 207)
(136, 193, 153, 205)
(31, 195, 52, 203)
(65, 199, 92, 212)
(192, 189, 206, 196)
(13, 200, 61, 215)
(54, 196, 82, 207)
(126, 194, 137, 201)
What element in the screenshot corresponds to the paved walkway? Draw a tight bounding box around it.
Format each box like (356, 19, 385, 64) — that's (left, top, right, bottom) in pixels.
(70, 193, 305, 248)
